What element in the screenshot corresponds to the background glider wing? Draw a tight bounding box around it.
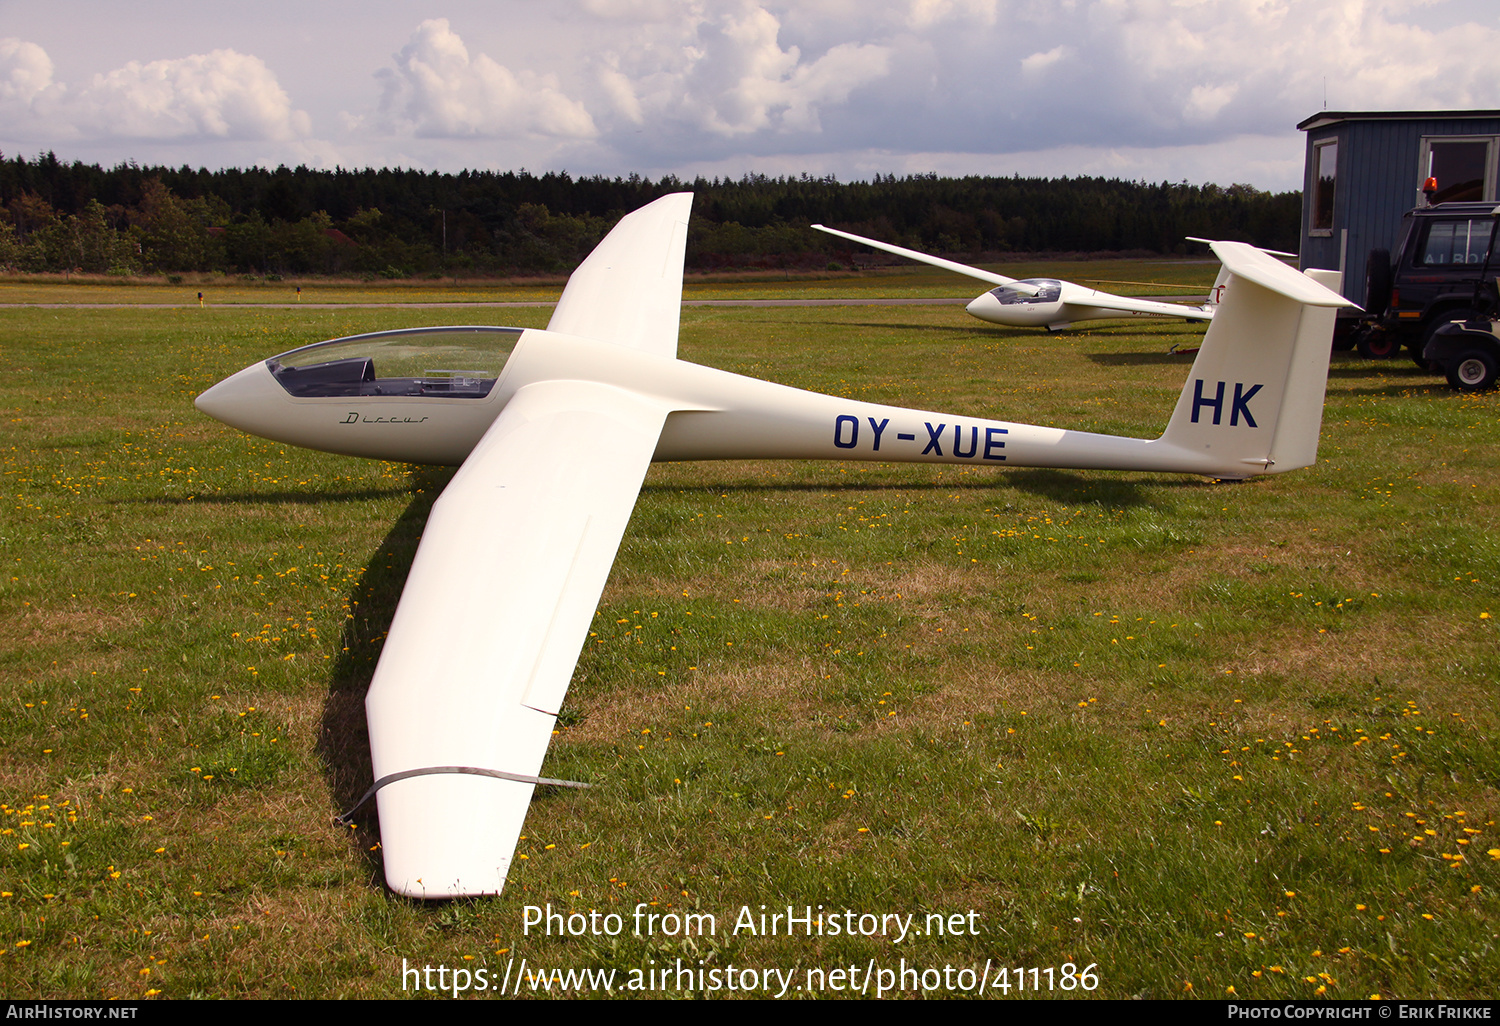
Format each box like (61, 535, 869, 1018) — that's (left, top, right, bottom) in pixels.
(364, 378, 671, 897)
(1056, 284, 1214, 321)
(547, 192, 693, 357)
(811, 223, 1035, 292)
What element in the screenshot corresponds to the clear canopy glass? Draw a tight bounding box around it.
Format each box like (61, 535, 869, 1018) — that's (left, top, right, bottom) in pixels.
(267, 326, 523, 399)
(988, 279, 1063, 306)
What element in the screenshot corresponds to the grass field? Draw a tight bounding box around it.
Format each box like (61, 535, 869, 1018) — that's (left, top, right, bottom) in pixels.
(0, 287, 1495, 1000)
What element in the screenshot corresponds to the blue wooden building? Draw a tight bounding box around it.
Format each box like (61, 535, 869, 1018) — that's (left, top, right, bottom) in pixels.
(1298, 109, 1500, 301)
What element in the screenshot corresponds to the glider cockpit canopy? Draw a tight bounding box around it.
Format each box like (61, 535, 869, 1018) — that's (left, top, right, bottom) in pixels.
(989, 279, 1063, 306)
(267, 326, 523, 399)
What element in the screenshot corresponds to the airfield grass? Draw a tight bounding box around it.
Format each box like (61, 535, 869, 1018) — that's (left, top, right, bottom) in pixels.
(0, 257, 1221, 306)
(0, 294, 1496, 1000)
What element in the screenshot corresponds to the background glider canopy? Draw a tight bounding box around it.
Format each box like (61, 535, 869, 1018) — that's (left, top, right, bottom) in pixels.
(988, 280, 1063, 306)
(268, 327, 522, 399)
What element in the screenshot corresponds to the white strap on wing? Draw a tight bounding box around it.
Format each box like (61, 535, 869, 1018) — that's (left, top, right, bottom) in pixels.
(548, 192, 693, 357)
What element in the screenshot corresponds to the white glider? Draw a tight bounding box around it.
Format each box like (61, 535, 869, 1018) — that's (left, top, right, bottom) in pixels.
(812, 223, 1228, 331)
(196, 193, 1350, 899)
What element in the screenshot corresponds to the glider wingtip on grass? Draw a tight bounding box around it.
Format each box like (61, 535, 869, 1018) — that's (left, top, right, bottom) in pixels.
(197, 191, 1352, 898)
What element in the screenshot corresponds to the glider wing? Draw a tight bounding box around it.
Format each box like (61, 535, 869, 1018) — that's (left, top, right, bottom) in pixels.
(1056, 284, 1214, 321)
(547, 192, 693, 357)
(364, 192, 695, 897)
(811, 223, 1036, 292)
(364, 378, 671, 897)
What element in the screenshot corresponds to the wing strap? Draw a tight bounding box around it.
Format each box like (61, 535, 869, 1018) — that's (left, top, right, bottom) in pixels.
(334, 765, 589, 826)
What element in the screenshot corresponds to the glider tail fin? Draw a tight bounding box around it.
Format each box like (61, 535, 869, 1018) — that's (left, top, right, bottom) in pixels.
(1160, 243, 1351, 477)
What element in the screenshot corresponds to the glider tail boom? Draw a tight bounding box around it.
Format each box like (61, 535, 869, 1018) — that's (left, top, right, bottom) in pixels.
(1159, 243, 1350, 477)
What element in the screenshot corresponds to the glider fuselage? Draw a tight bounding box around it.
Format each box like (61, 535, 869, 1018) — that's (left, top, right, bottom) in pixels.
(196, 325, 1251, 479)
(966, 279, 1183, 329)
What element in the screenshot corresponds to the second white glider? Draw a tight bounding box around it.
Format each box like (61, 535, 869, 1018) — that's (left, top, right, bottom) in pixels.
(813, 223, 1226, 331)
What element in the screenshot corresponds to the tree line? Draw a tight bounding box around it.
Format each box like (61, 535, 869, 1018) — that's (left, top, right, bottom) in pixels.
(0, 152, 1301, 278)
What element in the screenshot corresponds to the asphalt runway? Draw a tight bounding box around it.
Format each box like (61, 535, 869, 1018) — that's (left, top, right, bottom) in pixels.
(0, 296, 1208, 309)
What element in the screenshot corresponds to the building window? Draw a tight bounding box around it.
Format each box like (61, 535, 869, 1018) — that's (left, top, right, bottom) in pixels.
(1311, 138, 1337, 233)
(1422, 137, 1495, 203)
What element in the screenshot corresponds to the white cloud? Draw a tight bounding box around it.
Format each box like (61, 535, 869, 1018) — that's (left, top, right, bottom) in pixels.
(1101, 0, 1500, 133)
(578, 0, 682, 17)
(596, 64, 645, 125)
(0, 38, 57, 104)
(585, 0, 892, 137)
(373, 19, 597, 139)
(0, 37, 67, 138)
(5, 0, 1500, 189)
(1020, 45, 1071, 76)
(905, 0, 1000, 30)
(75, 50, 310, 141)
(0, 39, 309, 144)
(1184, 82, 1237, 121)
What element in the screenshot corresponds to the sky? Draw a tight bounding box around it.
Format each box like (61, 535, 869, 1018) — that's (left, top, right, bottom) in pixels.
(2, 0, 1498, 192)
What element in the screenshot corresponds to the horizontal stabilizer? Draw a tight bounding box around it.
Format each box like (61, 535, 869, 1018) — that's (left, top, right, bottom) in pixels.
(1208, 241, 1346, 305)
(1188, 236, 1299, 260)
